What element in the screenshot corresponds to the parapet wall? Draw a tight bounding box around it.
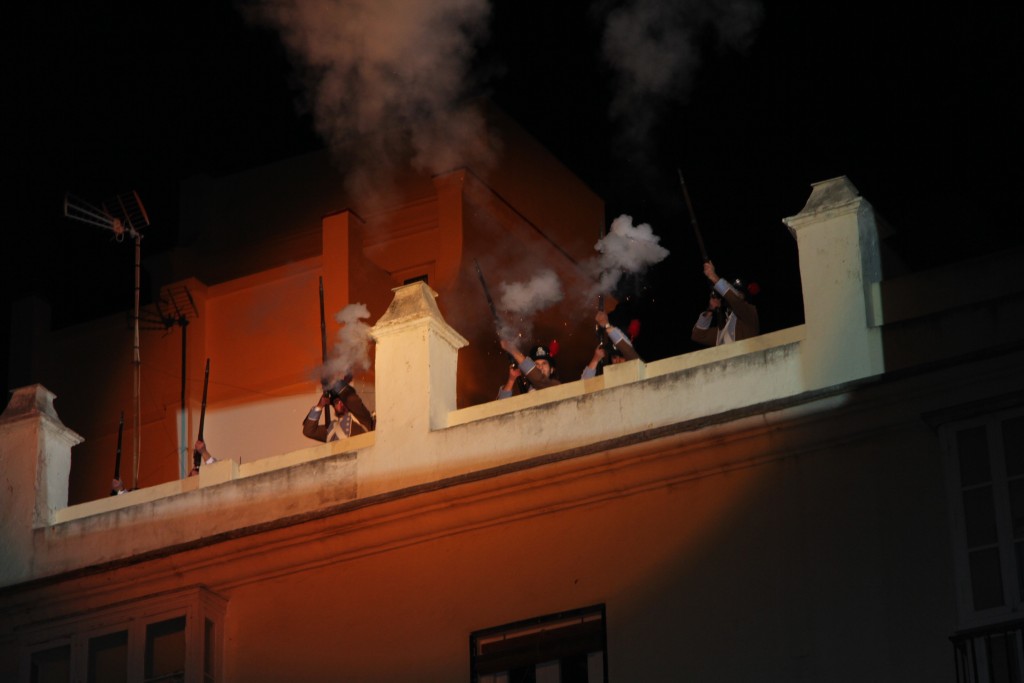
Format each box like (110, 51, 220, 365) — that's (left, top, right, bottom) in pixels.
(5, 176, 993, 589)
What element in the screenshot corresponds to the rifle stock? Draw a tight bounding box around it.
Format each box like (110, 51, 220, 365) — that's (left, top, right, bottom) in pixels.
(193, 358, 210, 471)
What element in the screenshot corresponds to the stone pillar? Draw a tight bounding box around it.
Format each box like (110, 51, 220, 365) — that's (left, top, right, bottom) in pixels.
(364, 282, 467, 495)
(0, 385, 83, 586)
(784, 176, 886, 388)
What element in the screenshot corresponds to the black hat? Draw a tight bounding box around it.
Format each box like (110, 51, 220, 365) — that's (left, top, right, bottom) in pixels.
(529, 345, 557, 365)
(732, 278, 760, 298)
(325, 374, 353, 400)
(712, 277, 759, 299)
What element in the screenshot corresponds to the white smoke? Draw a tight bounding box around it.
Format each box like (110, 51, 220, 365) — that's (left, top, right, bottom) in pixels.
(499, 269, 563, 316)
(246, 0, 495, 204)
(601, 0, 763, 145)
(591, 214, 670, 295)
(321, 302, 373, 382)
(495, 269, 563, 343)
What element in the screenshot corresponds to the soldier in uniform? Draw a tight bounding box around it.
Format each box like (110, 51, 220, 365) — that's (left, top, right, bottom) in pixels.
(302, 376, 376, 442)
(692, 260, 759, 347)
(496, 341, 561, 399)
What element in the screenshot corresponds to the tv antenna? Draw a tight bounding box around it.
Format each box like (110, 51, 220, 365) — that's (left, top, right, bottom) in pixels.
(64, 190, 150, 490)
(146, 284, 199, 476)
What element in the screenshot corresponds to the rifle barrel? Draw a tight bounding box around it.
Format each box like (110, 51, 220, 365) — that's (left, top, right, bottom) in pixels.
(194, 358, 210, 469)
(318, 278, 331, 426)
(114, 411, 124, 479)
(319, 277, 328, 366)
(473, 259, 501, 325)
(677, 169, 709, 262)
(111, 411, 125, 495)
(474, 259, 520, 370)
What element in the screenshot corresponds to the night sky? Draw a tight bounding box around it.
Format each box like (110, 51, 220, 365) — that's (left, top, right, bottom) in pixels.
(4, 0, 1020, 406)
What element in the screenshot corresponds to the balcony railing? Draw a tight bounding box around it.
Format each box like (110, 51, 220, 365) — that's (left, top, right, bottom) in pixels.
(952, 618, 1024, 683)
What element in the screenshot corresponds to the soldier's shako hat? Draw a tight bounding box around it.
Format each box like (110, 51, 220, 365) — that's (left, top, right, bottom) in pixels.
(529, 345, 557, 366)
(325, 373, 354, 401)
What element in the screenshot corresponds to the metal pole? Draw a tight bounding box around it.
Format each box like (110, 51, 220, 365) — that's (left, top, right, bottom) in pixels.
(132, 233, 141, 490)
(180, 318, 188, 478)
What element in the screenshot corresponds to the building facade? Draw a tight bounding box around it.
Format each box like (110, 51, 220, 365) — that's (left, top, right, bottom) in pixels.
(2, 176, 1022, 682)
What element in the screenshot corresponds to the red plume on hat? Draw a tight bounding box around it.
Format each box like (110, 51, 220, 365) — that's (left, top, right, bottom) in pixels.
(627, 319, 641, 341)
(549, 339, 560, 357)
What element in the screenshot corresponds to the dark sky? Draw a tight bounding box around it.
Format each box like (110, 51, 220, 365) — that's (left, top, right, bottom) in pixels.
(4, 0, 1020, 402)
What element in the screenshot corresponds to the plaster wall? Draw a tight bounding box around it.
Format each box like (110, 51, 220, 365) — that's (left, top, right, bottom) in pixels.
(3, 359, 982, 682)
(5, 176, 1023, 681)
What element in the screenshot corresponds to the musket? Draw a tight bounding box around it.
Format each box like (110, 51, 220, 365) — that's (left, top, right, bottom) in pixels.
(193, 358, 210, 472)
(319, 276, 330, 427)
(474, 260, 526, 390)
(677, 169, 709, 263)
(110, 411, 124, 496)
(595, 219, 615, 371)
(473, 259, 502, 329)
(596, 294, 615, 372)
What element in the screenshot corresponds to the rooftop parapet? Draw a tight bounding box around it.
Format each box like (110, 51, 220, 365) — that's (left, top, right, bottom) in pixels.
(0, 176, 917, 588)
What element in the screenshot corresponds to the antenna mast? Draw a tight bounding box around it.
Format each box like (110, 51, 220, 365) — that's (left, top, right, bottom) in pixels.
(147, 284, 199, 477)
(64, 190, 151, 490)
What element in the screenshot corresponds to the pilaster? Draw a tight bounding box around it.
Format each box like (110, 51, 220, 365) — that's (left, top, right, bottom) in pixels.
(364, 282, 467, 495)
(784, 176, 886, 387)
(0, 385, 83, 586)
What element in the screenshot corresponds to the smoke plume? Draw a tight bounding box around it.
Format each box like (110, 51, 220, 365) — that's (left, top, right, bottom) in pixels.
(321, 302, 373, 382)
(590, 214, 670, 295)
(496, 269, 564, 342)
(245, 0, 495, 207)
(600, 0, 763, 147)
(499, 269, 563, 317)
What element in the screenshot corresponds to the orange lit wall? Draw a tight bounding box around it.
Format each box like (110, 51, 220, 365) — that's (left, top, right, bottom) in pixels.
(27, 104, 605, 504)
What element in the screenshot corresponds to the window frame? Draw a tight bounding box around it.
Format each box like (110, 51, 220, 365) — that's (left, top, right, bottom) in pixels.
(940, 405, 1023, 630)
(469, 604, 608, 683)
(19, 586, 225, 683)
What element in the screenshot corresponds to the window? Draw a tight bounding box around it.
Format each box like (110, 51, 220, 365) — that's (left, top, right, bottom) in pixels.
(88, 630, 128, 683)
(29, 644, 69, 683)
(470, 605, 607, 683)
(20, 587, 225, 683)
(942, 407, 1024, 681)
(944, 409, 1023, 619)
(145, 616, 186, 682)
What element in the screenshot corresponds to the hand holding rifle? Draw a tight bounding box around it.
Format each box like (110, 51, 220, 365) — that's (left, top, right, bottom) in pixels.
(110, 411, 127, 495)
(190, 358, 210, 476)
(595, 303, 616, 371)
(499, 338, 526, 366)
(501, 364, 523, 395)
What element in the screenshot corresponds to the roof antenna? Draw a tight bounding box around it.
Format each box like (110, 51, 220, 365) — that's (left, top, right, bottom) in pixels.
(145, 284, 199, 477)
(64, 190, 151, 491)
